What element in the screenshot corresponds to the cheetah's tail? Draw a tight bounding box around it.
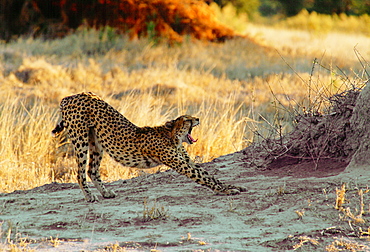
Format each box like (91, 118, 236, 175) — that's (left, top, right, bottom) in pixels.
(51, 121, 65, 137)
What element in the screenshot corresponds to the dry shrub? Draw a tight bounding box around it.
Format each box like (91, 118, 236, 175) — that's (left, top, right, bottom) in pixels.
(241, 87, 362, 170)
(14, 58, 71, 85)
(285, 89, 360, 160)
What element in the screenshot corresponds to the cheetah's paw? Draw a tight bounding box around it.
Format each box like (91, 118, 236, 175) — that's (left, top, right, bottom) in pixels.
(103, 189, 116, 199)
(217, 188, 241, 195)
(85, 194, 99, 203)
(229, 185, 247, 192)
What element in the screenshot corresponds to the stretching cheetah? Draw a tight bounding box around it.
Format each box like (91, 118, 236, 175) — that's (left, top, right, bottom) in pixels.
(52, 92, 246, 202)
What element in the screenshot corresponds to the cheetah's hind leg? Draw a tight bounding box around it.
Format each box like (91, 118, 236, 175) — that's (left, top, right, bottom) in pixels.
(87, 128, 116, 199)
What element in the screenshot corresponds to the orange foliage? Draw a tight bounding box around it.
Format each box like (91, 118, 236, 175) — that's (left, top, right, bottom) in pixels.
(56, 0, 241, 42)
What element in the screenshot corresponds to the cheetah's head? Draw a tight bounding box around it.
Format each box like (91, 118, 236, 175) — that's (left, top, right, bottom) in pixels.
(165, 115, 199, 145)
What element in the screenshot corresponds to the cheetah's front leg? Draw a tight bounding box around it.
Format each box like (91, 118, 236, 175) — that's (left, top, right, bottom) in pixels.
(177, 147, 246, 194)
(160, 152, 245, 195)
(186, 164, 246, 195)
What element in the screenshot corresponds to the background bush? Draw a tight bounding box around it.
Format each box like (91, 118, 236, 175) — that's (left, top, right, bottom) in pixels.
(0, 0, 239, 41)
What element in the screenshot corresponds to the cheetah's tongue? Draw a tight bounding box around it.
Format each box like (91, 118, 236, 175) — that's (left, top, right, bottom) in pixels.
(187, 133, 198, 143)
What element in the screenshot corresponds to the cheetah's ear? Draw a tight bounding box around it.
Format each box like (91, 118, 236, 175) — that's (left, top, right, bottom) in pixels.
(165, 120, 175, 129)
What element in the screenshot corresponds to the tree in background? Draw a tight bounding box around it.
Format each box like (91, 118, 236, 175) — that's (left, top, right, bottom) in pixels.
(215, 0, 303, 17)
(217, 0, 370, 17)
(350, 0, 370, 15)
(309, 0, 352, 14)
(212, 0, 260, 18)
(258, 0, 282, 16)
(304, 0, 370, 15)
(276, 0, 304, 16)
(277, 0, 370, 15)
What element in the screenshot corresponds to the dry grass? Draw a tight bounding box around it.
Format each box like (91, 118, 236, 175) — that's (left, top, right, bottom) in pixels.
(248, 23, 370, 71)
(273, 10, 370, 37)
(0, 98, 59, 192)
(0, 26, 366, 193)
(324, 184, 370, 251)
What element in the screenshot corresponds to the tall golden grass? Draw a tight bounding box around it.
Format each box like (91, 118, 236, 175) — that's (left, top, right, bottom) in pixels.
(273, 10, 370, 36)
(0, 97, 59, 192)
(0, 27, 366, 192)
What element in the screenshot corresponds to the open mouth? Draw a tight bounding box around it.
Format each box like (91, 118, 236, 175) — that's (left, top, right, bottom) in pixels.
(186, 121, 199, 144)
(187, 132, 198, 144)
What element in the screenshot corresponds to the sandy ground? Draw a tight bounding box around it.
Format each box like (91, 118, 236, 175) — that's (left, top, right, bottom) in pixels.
(1, 149, 370, 251)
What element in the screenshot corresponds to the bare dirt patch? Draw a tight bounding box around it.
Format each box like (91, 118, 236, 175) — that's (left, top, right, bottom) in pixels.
(262, 157, 347, 178)
(1, 151, 369, 251)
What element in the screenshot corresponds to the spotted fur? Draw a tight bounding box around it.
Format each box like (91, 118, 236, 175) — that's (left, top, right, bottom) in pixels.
(52, 92, 246, 202)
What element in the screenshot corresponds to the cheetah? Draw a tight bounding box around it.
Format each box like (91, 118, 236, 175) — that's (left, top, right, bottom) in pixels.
(52, 92, 246, 202)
